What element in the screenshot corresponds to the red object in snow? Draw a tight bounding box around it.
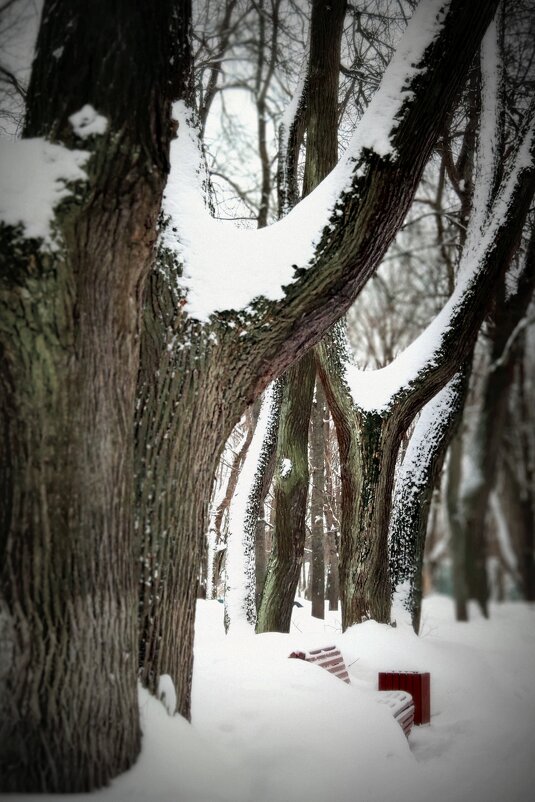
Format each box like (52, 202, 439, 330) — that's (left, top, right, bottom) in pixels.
(378, 671, 430, 725)
(289, 647, 415, 737)
(289, 645, 351, 683)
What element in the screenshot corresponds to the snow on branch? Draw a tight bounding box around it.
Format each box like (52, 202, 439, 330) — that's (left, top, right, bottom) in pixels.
(389, 370, 467, 615)
(162, 0, 452, 322)
(465, 18, 502, 242)
(277, 71, 308, 217)
(345, 84, 535, 414)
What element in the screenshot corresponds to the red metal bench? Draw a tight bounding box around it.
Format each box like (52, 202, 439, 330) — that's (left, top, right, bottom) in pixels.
(289, 645, 415, 738)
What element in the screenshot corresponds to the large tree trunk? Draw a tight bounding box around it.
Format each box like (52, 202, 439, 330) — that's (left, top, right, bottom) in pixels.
(0, 0, 184, 791)
(136, 292, 234, 716)
(319, 346, 402, 625)
(256, 355, 315, 632)
(252, 382, 283, 611)
(389, 366, 470, 633)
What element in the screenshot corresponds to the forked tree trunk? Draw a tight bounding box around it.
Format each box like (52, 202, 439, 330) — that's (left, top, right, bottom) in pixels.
(318, 138, 535, 626)
(256, 355, 315, 632)
(137, 0, 500, 717)
(0, 0, 185, 791)
(332, 403, 402, 620)
(389, 366, 471, 633)
(317, 325, 420, 625)
(317, 47, 535, 630)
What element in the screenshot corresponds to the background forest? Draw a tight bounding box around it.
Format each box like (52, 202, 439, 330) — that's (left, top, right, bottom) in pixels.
(193, 0, 535, 629)
(0, 0, 534, 797)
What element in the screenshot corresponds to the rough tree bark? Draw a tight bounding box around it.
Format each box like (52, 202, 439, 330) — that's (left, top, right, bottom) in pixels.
(255, 356, 315, 632)
(389, 365, 471, 633)
(317, 328, 403, 626)
(0, 0, 186, 791)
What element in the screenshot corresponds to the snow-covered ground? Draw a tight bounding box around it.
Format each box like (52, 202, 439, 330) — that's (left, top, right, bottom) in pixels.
(7, 596, 535, 802)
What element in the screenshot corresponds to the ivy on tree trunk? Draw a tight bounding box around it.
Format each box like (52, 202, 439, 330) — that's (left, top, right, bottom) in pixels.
(0, 0, 188, 791)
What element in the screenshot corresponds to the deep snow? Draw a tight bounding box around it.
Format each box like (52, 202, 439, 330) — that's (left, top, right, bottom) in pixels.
(7, 595, 535, 802)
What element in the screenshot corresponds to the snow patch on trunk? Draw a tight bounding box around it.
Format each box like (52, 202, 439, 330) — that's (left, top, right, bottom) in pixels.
(157, 674, 177, 716)
(69, 104, 108, 138)
(280, 457, 293, 478)
(0, 138, 88, 247)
